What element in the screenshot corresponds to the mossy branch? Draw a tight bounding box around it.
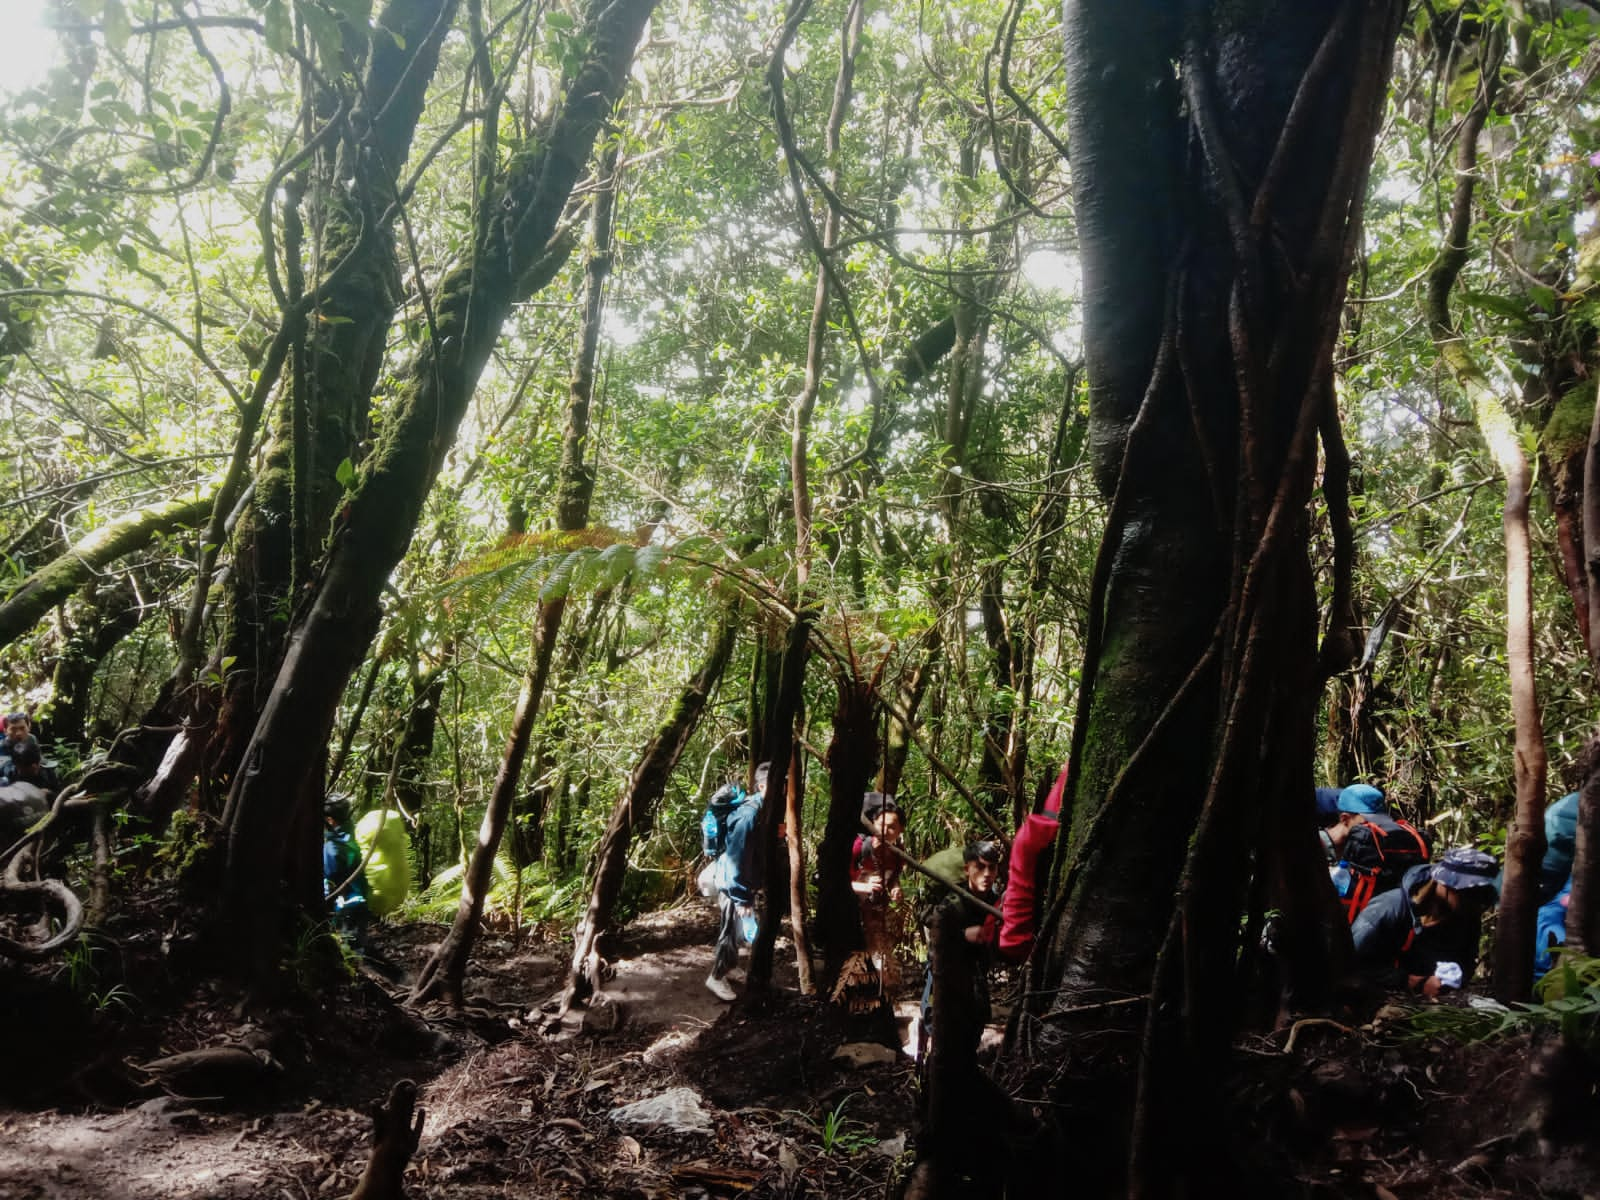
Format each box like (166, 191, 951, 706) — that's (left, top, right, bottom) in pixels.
(0, 490, 216, 651)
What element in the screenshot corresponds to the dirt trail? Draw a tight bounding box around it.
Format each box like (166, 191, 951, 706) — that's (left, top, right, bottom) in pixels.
(0, 902, 917, 1199)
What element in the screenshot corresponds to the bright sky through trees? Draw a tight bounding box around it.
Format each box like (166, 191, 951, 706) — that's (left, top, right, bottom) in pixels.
(0, 1, 55, 98)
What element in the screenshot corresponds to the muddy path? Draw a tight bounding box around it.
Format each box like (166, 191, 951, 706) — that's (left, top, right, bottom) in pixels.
(0, 895, 1594, 1199)
(0, 903, 917, 1200)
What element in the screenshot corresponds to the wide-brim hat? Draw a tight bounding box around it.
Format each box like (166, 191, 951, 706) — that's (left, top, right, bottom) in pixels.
(1432, 847, 1499, 894)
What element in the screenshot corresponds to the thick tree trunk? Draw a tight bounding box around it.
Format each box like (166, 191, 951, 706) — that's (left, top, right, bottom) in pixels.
(746, 610, 813, 995)
(0, 491, 213, 651)
(561, 616, 737, 1010)
(1571, 350, 1600, 950)
(209, 0, 462, 801)
(1031, 3, 1405, 1193)
(816, 677, 878, 987)
(217, 0, 659, 984)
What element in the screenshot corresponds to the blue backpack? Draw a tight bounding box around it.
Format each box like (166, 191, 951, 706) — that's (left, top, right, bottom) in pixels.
(701, 783, 746, 858)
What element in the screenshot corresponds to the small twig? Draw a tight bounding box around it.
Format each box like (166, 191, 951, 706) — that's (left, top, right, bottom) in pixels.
(1283, 1016, 1353, 1055)
(1036, 993, 1148, 1023)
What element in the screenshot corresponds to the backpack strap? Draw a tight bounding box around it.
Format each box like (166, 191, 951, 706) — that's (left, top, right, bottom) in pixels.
(1342, 871, 1378, 923)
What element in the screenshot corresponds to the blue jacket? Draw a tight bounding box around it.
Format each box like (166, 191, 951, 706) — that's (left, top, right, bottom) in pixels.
(1541, 794, 1579, 903)
(715, 792, 764, 904)
(1534, 878, 1571, 980)
(1351, 863, 1481, 990)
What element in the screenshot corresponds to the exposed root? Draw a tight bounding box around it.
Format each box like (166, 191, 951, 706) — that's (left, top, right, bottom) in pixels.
(349, 1079, 425, 1200)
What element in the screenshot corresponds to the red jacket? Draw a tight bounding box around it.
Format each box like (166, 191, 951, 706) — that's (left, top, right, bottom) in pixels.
(998, 763, 1066, 961)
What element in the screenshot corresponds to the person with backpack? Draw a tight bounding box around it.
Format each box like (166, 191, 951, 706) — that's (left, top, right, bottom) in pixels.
(1351, 847, 1499, 998)
(919, 839, 1004, 1053)
(704, 762, 769, 1002)
(852, 792, 906, 991)
(1323, 784, 1432, 922)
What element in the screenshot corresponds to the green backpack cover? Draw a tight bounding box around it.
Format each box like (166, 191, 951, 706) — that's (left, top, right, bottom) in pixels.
(355, 809, 412, 917)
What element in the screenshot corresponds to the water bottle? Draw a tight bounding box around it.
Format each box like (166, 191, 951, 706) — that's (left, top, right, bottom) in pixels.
(1329, 861, 1352, 898)
(701, 807, 720, 858)
(740, 912, 760, 946)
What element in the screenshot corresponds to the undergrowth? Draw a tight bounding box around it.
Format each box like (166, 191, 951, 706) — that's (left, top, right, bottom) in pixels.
(1406, 954, 1600, 1047)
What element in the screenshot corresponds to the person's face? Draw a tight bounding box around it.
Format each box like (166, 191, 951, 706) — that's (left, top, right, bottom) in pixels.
(877, 812, 904, 843)
(5, 719, 26, 743)
(964, 857, 998, 894)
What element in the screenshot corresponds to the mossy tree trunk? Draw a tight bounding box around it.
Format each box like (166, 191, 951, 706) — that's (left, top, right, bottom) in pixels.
(1024, 3, 1405, 1194)
(208, 0, 461, 810)
(218, 0, 660, 985)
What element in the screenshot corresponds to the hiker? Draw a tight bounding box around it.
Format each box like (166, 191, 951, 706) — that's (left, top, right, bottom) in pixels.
(1324, 784, 1431, 922)
(1350, 847, 1499, 998)
(852, 791, 906, 991)
(705, 761, 769, 1002)
(999, 763, 1066, 962)
(0, 742, 51, 843)
(0, 738, 56, 793)
(920, 838, 1003, 1039)
(1317, 783, 1385, 863)
(322, 794, 371, 946)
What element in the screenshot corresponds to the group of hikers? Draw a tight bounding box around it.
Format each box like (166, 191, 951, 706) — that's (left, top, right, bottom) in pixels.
(695, 762, 1579, 1015)
(0, 711, 57, 842)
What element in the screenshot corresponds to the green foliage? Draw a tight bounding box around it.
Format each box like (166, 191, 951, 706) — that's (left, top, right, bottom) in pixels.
(1405, 955, 1600, 1050)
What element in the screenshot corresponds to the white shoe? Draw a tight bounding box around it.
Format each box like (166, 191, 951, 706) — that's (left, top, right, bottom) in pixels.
(705, 974, 736, 1002)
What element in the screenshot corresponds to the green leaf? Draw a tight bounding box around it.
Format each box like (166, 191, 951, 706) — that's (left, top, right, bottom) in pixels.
(115, 243, 139, 271)
(298, 1, 345, 64)
(103, 0, 132, 51)
(264, 0, 293, 53)
(1460, 291, 1531, 326)
(335, 457, 357, 488)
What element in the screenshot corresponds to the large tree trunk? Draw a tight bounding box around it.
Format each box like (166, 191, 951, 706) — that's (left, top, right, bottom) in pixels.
(1028, 3, 1404, 1194)
(561, 616, 738, 1010)
(1421, 32, 1547, 1002)
(208, 0, 462, 803)
(216, 0, 660, 985)
(815, 675, 878, 988)
(745, 609, 813, 995)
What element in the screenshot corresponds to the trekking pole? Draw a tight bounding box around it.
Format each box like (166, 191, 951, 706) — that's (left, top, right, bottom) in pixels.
(859, 818, 1002, 919)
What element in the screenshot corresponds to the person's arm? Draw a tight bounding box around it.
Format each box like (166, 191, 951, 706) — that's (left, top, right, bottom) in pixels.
(1351, 892, 1416, 993)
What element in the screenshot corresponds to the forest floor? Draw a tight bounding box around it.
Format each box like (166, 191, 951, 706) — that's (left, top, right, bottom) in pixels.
(0, 891, 1595, 1199)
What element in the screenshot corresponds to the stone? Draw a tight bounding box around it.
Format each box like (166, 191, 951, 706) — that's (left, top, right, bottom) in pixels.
(832, 1041, 899, 1068)
(608, 1087, 715, 1136)
(581, 992, 623, 1036)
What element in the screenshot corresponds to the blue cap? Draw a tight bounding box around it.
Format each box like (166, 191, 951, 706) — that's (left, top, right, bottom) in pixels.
(1337, 784, 1385, 815)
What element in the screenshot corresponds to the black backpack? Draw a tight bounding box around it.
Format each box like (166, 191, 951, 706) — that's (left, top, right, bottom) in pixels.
(701, 783, 746, 858)
(1339, 813, 1431, 922)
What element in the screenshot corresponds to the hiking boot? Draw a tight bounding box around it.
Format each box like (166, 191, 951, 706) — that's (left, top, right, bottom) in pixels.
(705, 973, 736, 1002)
